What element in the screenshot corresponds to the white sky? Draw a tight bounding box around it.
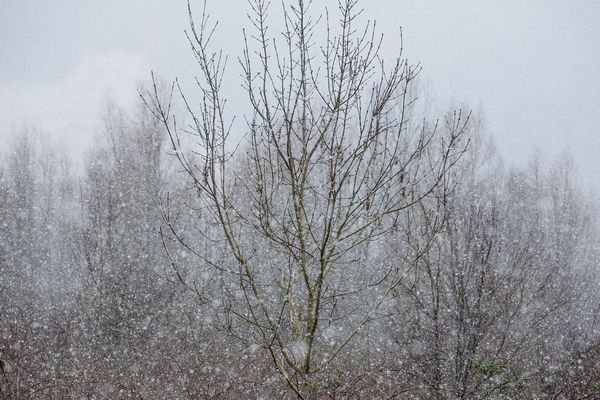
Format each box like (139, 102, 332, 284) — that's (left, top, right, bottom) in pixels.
(2, 0, 599, 187)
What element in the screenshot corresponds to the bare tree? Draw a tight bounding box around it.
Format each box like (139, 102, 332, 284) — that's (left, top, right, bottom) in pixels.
(143, 0, 468, 397)
(386, 133, 600, 399)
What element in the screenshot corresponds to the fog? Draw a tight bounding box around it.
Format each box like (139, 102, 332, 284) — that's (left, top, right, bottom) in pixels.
(2, 1, 600, 183)
(1, 1, 600, 398)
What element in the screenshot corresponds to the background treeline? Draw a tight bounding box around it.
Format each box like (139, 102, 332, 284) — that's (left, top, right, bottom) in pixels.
(0, 100, 599, 399)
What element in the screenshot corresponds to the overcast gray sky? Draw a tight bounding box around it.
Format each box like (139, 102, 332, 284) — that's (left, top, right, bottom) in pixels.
(2, 0, 599, 187)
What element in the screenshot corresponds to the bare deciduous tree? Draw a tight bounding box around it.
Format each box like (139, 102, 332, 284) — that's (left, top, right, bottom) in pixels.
(143, 0, 468, 396)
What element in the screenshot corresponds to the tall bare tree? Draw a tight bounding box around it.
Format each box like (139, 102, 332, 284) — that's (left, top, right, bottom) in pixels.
(144, 0, 468, 396)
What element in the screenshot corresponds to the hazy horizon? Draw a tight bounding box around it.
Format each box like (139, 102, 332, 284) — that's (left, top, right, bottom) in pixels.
(2, 0, 599, 187)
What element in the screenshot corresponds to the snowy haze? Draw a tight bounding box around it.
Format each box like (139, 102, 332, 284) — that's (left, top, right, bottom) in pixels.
(2, 0, 600, 186)
(3, 1, 600, 398)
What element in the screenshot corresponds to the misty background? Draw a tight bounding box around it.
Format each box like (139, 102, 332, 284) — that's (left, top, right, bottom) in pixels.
(2, 0, 599, 186)
(3, 1, 600, 398)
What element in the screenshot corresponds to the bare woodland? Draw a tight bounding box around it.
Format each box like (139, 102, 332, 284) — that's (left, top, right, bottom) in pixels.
(1, 1, 600, 399)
